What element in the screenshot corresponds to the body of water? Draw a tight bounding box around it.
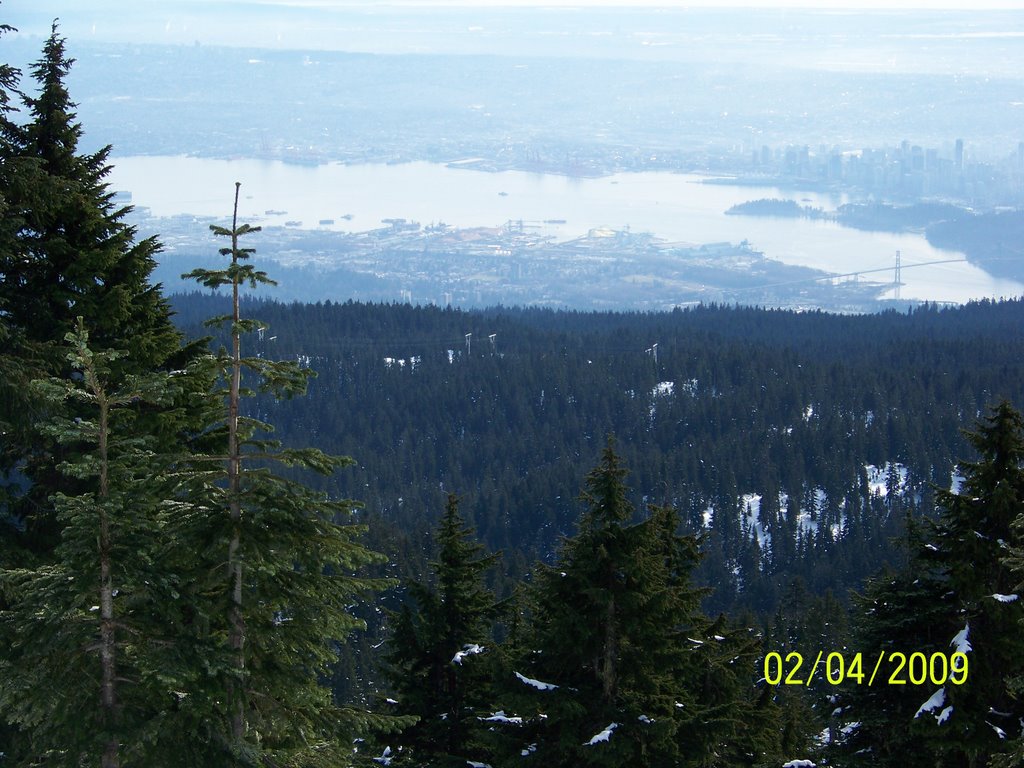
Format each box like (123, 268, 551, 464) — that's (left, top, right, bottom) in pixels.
(108, 155, 1023, 305)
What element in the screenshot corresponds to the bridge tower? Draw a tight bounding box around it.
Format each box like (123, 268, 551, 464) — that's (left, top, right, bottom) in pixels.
(894, 250, 902, 301)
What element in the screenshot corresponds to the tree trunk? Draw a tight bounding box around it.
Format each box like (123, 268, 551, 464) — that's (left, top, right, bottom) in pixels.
(227, 181, 246, 745)
(96, 385, 119, 768)
(601, 595, 617, 701)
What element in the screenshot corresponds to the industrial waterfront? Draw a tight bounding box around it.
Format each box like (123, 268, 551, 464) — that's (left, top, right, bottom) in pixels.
(111, 156, 1022, 310)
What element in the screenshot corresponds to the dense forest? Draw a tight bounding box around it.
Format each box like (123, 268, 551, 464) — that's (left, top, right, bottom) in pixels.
(3, 21, 1024, 768)
(169, 293, 1024, 615)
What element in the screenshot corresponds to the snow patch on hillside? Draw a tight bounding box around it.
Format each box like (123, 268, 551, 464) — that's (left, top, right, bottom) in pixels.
(652, 381, 675, 397)
(865, 462, 908, 498)
(648, 381, 675, 423)
(481, 711, 522, 725)
(796, 509, 818, 537)
(384, 355, 422, 371)
(741, 493, 770, 550)
(704, 470, 919, 569)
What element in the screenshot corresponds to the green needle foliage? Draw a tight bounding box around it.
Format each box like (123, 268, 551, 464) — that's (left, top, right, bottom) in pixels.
(0, 19, 205, 758)
(0, 321, 190, 766)
(176, 184, 400, 765)
(1, 24, 179, 368)
(996, 465, 1024, 768)
(922, 401, 1024, 765)
(838, 402, 1024, 768)
(499, 440, 781, 767)
(1, 22, 190, 564)
(384, 492, 505, 767)
(0, 21, 405, 760)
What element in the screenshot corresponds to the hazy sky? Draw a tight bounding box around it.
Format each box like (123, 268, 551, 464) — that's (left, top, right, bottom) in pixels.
(252, 0, 1024, 6)
(5, 0, 1023, 58)
(40, 0, 1022, 6)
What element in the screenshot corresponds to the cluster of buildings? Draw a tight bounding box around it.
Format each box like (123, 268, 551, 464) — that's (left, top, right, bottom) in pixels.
(748, 139, 1024, 205)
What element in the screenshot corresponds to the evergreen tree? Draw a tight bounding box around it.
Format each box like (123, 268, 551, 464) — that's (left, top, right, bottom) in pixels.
(0, 26, 208, 751)
(0, 314, 38, 537)
(498, 440, 780, 767)
(383, 492, 505, 767)
(833, 566, 954, 767)
(0, 23, 189, 561)
(836, 402, 1024, 767)
(0, 322, 190, 766)
(0, 12, 33, 524)
(0, 23, 179, 367)
(924, 401, 1024, 765)
(996, 475, 1024, 767)
(0, 10, 21, 248)
(0, 9, 25, 259)
(175, 184, 401, 765)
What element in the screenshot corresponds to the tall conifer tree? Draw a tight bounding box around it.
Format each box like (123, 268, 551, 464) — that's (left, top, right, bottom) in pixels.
(0, 12, 33, 519)
(499, 440, 780, 767)
(0, 23, 188, 560)
(996, 455, 1024, 767)
(925, 401, 1024, 764)
(0, 322, 191, 766)
(176, 184, 400, 765)
(837, 402, 1024, 767)
(1, 23, 179, 366)
(384, 492, 504, 767)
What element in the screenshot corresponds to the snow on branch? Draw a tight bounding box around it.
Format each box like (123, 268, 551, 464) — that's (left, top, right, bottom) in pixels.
(480, 711, 523, 724)
(584, 723, 618, 746)
(515, 671, 558, 691)
(950, 623, 972, 654)
(452, 644, 486, 665)
(914, 687, 947, 721)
